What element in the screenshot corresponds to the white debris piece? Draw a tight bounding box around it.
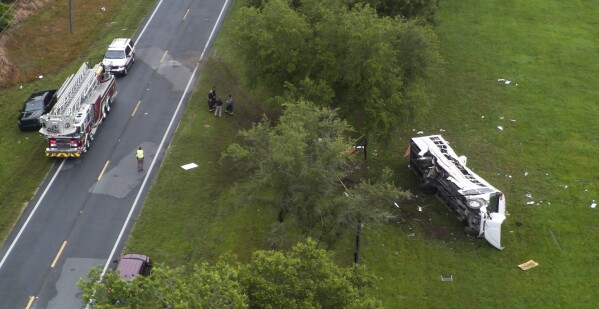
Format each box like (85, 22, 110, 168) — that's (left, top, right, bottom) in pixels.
(394, 202, 400, 208)
(439, 129, 446, 132)
(524, 172, 528, 176)
(38, 75, 44, 79)
(101, 6, 106, 12)
(505, 80, 511, 85)
(418, 206, 423, 212)
(527, 201, 535, 205)
(525, 193, 533, 199)
(562, 185, 568, 189)
(481, 115, 485, 119)
(416, 131, 424, 135)
(497, 126, 504, 131)
(500, 116, 505, 120)
(511, 119, 517, 123)
(591, 200, 596, 209)
(498, 78, 505, 82)
(181, 163, 198, 170)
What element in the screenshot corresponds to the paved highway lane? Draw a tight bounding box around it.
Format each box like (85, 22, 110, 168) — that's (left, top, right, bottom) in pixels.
(0, 0, 231, 308)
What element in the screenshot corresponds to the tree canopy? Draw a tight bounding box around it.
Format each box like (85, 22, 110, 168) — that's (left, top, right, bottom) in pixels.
(231, 0, 440, 140)
(79, 239, 380, 308)
(223, 101, 411, 245)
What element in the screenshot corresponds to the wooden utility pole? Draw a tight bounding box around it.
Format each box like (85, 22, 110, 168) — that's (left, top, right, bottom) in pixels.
(354, 222, 364, 264)
(69, 0, 73, 33)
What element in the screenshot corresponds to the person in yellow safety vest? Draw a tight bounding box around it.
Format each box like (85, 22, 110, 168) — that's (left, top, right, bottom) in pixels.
(136, 147, 144, 172)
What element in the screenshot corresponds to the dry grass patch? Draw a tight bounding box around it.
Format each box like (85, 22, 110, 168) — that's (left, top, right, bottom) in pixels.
(0, 0, 121, 87)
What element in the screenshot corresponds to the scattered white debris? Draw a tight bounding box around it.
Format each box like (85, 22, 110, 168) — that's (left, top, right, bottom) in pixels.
(101, 6, 106, 12)
(418, 206, 423, 212)
(562, 185, 568, 189)
(505, 80, 511, 85)
(591, 200, 596, 209)
(19, 85, 23, 89)
(481, 115, 485, 119)
(497, 126, 504, 131)
(526, 201, 535, 205)
(416, 131, 424, 135)
(510, 119, 517, 123)
(38, 75, 44, 79)
(516, 84, 519, 86)
(498, 78, 505, 82)
(441, 275, 453, 282)
(500, 116, 505, 120)
(439, 129, 445, 132)
(525, 193, 533, 199)
(407, 233, 415, 237)
(524, 172, 528, 176)
(545, 173, 549, 176)
(181, 163, 198, 170)
(505, 174, 512, 178)
(394, 202, 399, 208)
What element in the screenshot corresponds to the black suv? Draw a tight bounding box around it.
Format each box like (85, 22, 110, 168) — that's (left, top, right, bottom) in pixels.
(17, 89, 57, 130)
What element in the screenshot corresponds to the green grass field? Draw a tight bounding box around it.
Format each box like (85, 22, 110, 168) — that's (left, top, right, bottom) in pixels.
(125, 0, 598, 307)
(1, 0, 597, 307)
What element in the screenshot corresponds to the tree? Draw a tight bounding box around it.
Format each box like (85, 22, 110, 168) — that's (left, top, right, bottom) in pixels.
(223, 100, 411, 244)
(242, 238, 381, 308)
(78, 240, 380, 308)
(230, 0, 440, 141)
(230, 0, 313, 90)
(78, 258, 248, 308)
(352, 0, 439, 23)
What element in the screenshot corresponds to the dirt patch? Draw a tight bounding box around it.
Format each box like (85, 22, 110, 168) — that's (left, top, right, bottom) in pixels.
(0, 0, 52, 87)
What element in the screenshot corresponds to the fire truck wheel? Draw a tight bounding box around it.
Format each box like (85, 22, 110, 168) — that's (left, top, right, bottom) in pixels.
(105, 101, 111, 114)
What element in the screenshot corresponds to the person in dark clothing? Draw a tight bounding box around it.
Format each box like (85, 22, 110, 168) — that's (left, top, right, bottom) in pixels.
(208, 87, 216, 112)
(214, 97, 224, 117)
(225, 94, 234, 115)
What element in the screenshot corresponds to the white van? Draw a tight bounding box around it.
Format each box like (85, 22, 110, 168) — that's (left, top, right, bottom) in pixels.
(102, 38, 136, 76)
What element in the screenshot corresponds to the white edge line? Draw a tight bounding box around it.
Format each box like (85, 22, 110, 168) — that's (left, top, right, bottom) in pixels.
(0, 160, 66, 270)
(200, 0, 231, 61)
(100, 0, 231, 279)
(136, 0, 164, 42)
(100, 63, 199, 277)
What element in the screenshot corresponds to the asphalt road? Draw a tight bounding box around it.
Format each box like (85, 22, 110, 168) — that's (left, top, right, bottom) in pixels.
(0, 0, 231, 308)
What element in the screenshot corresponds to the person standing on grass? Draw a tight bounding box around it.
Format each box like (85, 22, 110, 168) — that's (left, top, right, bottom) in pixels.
(225, 94, 234, 115)
(208, 87, 216, 112)
(136, 147, 144, 172)
(214, 97, 223, 117)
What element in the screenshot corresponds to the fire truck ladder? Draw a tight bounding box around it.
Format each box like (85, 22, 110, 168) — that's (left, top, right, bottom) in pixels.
(50, 62, 98, 118)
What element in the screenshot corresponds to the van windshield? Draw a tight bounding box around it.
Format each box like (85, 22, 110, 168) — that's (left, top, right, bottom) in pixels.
(104, 50, 125, 59)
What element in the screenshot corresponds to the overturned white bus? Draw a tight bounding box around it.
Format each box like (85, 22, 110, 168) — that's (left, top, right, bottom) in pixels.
(408, 135, 506, 250)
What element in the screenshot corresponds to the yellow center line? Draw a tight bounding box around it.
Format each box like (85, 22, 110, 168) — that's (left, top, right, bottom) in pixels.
(160, 50, 168, 63)
(98, 160, 110, 181)
(25, 296, 35, 309)
(131, 100, 141, 117)
(51, 241, 67, 268)
(183, 9, 190, 20)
